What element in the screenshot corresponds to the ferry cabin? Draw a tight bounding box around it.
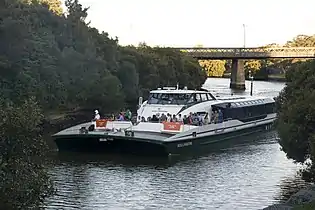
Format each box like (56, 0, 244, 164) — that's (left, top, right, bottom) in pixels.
(137, 87, 276, 125)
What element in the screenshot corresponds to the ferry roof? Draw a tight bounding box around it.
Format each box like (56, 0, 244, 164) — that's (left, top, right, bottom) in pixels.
(213, 97, 275, 108)
(150, 88, 210, 94)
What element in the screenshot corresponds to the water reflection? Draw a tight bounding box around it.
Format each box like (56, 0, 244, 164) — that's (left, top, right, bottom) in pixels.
(274, 174, 310, 202)
(202, 78, 284, 98)
(45, 131, 303, 210)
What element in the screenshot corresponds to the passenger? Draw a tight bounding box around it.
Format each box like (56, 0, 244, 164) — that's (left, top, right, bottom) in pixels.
(210, 110, 215, 123)
(218, 109, 224, 123)
(198, 113, 203, 125)
(151, 114, 159, 122)
(124, 109, 132, 121)
(203, 113, 210, 124)
(160, 113, 167, 122)
(192, 113, 199, 126)
(93, 110, 100, 121)
(177, 114, 183, 123)
(166, 113, 171, 122)
(213, 110, 219, 124)
(110, 113, 115, 120)
(183, 115, 188, 124)
(141, 116, 146, 122)
(172, 114, 177, 122)
(117, 113, 124, 121)
(188, 112, 193, 125)
(156, 113, 161, 122)
(131, 116, 137, 125)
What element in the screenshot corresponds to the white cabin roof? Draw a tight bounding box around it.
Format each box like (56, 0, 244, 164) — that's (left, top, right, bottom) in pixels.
(150, 89, 210, 94)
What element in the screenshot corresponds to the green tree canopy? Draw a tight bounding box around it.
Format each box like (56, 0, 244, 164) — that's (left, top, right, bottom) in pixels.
(276, 60, 315, 164)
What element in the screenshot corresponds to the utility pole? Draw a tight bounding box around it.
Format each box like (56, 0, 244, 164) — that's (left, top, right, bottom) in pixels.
(249, 70, 254, 96)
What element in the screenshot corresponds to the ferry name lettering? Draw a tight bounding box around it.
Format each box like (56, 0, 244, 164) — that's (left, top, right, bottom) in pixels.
(177, 142, 192, 147)
(168, 124, 176, 129)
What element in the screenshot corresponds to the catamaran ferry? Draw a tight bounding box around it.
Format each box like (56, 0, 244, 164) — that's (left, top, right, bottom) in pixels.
(52, 86, 276, 156)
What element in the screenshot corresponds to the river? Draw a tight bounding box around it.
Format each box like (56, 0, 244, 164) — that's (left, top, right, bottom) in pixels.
(44, 78, 308, 210)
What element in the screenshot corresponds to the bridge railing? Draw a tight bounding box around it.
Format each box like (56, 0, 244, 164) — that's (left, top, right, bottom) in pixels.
(175, 47, 315, 58)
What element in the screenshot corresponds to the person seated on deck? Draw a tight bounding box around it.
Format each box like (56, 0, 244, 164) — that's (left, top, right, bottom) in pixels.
(117, 112, 124, 121)
(151, 114, 159, 122)
(141, 116, 146, 122)
(160, 113, 167, 122)
(93, 110, 100, 121)
(131, 115, 137, 125)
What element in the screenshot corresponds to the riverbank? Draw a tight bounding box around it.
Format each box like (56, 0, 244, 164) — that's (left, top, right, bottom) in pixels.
(264, 185, 315, 210)
(42, 110, 92, 149)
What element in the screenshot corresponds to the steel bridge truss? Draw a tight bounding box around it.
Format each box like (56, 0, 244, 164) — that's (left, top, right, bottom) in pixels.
(175, 47, 315, 59)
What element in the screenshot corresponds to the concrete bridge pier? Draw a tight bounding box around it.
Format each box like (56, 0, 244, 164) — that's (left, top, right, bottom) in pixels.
(230, 59, 245, 90)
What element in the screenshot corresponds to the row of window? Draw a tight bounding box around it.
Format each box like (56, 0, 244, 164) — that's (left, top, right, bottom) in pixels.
(223, 103, 275, 121)
(147, 93, 215, 105)
(232, 99, 269, 107)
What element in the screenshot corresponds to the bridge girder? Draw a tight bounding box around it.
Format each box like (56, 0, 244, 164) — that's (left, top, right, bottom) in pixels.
(174, 47, 315, 59)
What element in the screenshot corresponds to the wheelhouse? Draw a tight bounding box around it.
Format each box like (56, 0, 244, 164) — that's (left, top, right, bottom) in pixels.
(147, 89, 216, 105)
(211, 98, 275, 123)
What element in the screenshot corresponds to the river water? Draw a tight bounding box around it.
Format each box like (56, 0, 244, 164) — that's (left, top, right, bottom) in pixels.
(44, 78, 308, 210)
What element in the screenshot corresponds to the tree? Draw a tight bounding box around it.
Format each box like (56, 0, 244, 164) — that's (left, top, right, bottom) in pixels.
(276, 60, 315, 165)
(0, 97, 54, 209)
(0, 0, 207, 115)
(199, 60, 226, 77)
(40, 0, 63, 15)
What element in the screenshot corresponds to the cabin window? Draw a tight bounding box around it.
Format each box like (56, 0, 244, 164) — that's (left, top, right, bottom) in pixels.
(147, 93, 192, 105)
(222, 102, 275, 122)
(187, 94, 199, 104)
(195, 94, 202, 102)
(200, 94, 208, 101)
(207, 93, 216, 100)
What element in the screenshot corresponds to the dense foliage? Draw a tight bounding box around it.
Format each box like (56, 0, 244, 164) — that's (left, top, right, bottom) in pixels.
(276, 59, 315, 180)
(0, 0, 207, 208)
(276, 60, 315, 162)
(0, 0, 206, 114)
(0, 97, 54, 209)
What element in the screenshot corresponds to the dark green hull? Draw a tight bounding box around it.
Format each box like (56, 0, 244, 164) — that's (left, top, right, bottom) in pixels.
(54, 122, 274, 157)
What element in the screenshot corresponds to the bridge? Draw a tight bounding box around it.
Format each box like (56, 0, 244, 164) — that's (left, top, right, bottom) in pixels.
(176, 47, 315, 59)
(174, 47, 315, 89)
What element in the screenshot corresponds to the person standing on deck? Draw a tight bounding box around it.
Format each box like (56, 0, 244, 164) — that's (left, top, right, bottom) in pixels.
(125, 109, 132, 121)
(218, 109, 223, 123)
(94, 110, 100, 121)
(177, 114, 183, 123)
(166, 113, 171, 122)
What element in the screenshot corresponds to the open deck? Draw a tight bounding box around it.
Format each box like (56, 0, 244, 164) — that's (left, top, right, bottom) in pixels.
(52, 121, 170, 142)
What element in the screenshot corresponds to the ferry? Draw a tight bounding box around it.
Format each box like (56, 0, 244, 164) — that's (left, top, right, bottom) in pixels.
(52, 86, 276, 156)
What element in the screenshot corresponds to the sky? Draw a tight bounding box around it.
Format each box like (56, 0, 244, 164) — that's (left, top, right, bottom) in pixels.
(62, 0, 315, 47)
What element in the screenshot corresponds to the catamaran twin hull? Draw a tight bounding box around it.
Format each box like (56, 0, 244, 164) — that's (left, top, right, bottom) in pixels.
(53, 115, 276, 157)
